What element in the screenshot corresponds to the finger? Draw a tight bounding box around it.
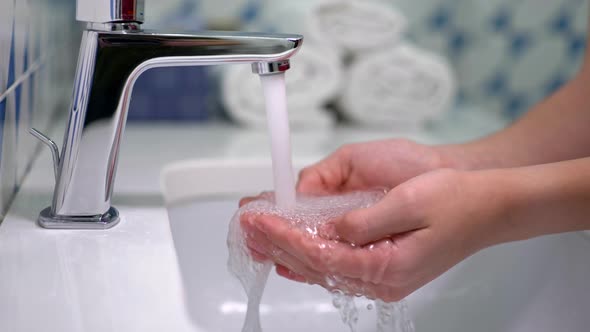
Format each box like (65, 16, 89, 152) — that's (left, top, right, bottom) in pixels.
(267, 243, 327, 284)
(264, 230, 404, 301)
(335, 187, 425, 246)
(242, 214, 403, 297)
(252, 214, 404, 286)
(276, 265, 307, 283)
(249, 246, 269, 262)
(253, 214, 386, 282)
(253, 217, 409, 301)
(296, 147, 352, 194)
(276, 263, 371, 297)
(239, 214, 268, 262)
(246, 237, 270, 263)
(244, 220, 327, 282)
(239, 212, 258, 234)
(254, 214, 336, 273)
(327, 240, 399, 285)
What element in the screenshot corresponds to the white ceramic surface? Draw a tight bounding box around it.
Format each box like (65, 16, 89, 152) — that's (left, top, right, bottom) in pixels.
(0, 196, 196, 332)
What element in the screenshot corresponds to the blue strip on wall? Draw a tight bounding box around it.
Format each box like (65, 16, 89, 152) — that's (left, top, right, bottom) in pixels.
(0, 19, 17, 165)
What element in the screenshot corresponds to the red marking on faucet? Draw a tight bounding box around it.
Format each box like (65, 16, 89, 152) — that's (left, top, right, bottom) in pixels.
(122, 0, 136, 20)
(278, 62, 290, 71)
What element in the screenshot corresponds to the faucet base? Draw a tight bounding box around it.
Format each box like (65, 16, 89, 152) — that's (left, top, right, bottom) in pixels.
(37, 207, 120, 229)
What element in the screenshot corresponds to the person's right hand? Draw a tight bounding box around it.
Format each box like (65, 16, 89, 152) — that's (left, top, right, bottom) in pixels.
(296, 139, 452, 194)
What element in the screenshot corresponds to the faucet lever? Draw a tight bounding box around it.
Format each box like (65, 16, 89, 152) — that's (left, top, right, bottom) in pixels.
(29, 128, 60, 182)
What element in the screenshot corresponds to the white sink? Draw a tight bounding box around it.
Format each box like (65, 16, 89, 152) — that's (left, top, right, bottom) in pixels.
(163, 162, 590, 332)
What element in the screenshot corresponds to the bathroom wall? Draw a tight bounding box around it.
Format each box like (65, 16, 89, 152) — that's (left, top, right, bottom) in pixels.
(394, 0, 588, 119)
(158, 0, 587, 120)
(128, 0, 212, 122)
(0, 0, 79, 218)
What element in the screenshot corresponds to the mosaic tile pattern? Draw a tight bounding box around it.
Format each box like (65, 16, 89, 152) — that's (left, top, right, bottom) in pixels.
(239, 0, 588, 119)
(397, 0, 588, 119)
(0, 0, 78, 217)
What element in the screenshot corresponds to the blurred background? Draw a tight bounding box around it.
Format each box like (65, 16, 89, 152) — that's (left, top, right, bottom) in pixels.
(128, 0, 588, 123)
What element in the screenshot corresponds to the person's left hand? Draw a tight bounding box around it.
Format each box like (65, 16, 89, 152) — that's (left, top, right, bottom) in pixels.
(240, 169, 511, 302)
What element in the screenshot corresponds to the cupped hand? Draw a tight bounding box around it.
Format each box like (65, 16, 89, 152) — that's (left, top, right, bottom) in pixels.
(239, 139, 450, 206)
(296, 139, 451, 195)
(240, 169, 510, 302)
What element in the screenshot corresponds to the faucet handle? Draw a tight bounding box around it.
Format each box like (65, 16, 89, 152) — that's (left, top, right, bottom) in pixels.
(29, 128, 60, 182)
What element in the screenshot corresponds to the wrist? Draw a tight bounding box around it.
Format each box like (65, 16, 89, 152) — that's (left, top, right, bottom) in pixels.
(462, 169, 523, 250)
(432, 144, 477, 171)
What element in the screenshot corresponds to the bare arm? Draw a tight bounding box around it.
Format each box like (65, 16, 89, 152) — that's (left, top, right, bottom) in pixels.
(475, 157, 590, 247)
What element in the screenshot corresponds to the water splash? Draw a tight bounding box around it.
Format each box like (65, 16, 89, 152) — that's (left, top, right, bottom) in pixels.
(376, 300, 415, 332)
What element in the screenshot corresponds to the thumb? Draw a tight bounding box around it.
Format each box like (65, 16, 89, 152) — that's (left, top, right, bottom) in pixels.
(335, 188, 424, 245)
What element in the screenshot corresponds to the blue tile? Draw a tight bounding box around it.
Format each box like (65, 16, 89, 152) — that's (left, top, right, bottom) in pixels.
(448, 30, 470, 56)
(128, 66, 211, 122)
(14, 33, 28, 144)
(490, 8, 512, 33)
(549, 11, 572, 34)
(240, 0, 262, 24)
(28, 72, 34, 124)
(483, 72, 508, 96)
(456, 90, 466, 104)
(428, 6, 453, 31)
(509, 33, 533, 57)
(4, 20, 16, 156)
(544, 75, 566, 96)
(0, 98, 5, 159)
(568, 33, 586, 57)
(6, 20, 15, 89)
(505, 94, 528, 119)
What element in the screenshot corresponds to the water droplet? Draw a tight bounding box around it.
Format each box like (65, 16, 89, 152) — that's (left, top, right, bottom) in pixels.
(326, 275, 337, 287)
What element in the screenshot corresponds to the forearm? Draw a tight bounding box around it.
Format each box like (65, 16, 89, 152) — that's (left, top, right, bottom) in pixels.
(436, 74, 590, 170)
(478, 157, 590, 247)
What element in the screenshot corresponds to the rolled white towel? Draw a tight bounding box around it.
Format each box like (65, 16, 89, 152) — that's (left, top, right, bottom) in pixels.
(307, 0, 407, 53)
(339, 43, 456, 127)
(221, 45, 341, 129)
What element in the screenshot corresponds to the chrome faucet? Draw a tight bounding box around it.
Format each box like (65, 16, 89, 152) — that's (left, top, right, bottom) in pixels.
(30, 0, 303, 229)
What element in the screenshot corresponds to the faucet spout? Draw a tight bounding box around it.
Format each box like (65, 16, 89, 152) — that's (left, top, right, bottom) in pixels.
(38, 25, 302, 229)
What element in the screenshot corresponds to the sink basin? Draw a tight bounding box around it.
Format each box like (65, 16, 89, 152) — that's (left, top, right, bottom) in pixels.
(163, 161, 590, 332)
